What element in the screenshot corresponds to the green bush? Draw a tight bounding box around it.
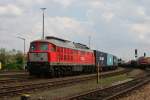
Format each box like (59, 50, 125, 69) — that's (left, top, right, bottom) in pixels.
(5, 63, 23, 70)
(0, 48, 25, 70)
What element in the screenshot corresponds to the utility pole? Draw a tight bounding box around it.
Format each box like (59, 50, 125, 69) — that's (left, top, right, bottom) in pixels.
(17, 37, 26, 56)
(97, 62, 100, 84)
(88, 36, 91, 48)
(41, 8, 46, 39)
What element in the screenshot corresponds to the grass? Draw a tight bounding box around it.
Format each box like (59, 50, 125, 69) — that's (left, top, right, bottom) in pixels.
(10, 74, 132, 100)
(98, 74, 131, 86)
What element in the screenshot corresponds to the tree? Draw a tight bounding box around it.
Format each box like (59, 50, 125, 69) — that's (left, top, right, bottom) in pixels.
(15, 50, 24, 70)
(0, 48, 7, 67)
(0, 48, 24, 70)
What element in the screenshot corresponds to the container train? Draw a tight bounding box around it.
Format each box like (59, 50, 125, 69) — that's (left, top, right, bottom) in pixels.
(27, 36, 118, 76)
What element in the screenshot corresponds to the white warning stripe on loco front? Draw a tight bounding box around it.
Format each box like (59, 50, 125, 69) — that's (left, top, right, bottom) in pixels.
(29, 53, 48, 62)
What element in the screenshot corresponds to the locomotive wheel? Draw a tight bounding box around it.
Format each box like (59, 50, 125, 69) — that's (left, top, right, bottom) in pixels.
(50, 69, 55, 78)
(68, 67, 72, 76)
(29, 72, 33, 76)
(58, 68, 61, 77)
(29, 71, 34, 76)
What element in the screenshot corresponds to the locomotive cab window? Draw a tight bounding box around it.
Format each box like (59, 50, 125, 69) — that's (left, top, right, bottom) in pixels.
(39, 42, 48, 50)
(30, 43, 36, 51)
(51, 46, 56, 52)
(49, 44, 56, 52)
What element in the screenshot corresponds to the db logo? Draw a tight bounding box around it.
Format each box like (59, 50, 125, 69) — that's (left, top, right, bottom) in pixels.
(81, 57, 85, 61)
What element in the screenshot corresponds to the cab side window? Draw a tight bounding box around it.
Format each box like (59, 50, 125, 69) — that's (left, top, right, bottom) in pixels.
(51, 46, 56, 52)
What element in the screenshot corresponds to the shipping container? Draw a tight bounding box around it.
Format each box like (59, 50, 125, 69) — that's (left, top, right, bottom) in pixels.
(94, 50, 107, 68)
(107, 54, 113, 66)
(113, 56, 118, 66)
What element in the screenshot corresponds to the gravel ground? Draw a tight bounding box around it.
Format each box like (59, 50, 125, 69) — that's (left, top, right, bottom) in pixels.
(127, 68, 146, 78)
(8, 74, 131, 100)
(118, 82, 150, 100)
(1, 68, 145, 100)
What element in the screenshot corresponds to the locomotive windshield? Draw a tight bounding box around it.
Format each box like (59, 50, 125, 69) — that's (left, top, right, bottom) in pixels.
(39, 42, 48, 50)
(30, 43, 36, 51)
(30, 42, 48, 51)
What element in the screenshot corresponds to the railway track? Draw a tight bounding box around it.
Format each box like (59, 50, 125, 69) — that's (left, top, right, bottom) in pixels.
(0, 68, 126, 85)
(0, 70, 25, 73)
(0, 77, 36, 86)
(0, 76, 34, 85)
(0, 68, 127, 98)
(65, 71, 150, 100)
(0, 72, 28, 78)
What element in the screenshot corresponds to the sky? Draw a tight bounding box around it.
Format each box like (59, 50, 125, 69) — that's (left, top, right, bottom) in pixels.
(0, 0, 150, 60)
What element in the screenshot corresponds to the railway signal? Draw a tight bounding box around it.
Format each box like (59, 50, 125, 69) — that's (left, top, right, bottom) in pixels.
(144, 52, 146, 57)
(135, 49, 138, 59)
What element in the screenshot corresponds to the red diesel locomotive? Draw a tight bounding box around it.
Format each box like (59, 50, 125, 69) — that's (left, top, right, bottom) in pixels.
(27, 36, 95, 76)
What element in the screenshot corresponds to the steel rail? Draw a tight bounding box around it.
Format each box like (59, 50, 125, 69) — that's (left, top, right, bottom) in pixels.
(64, 74, 150, 100)
(0, 69, 127, 97)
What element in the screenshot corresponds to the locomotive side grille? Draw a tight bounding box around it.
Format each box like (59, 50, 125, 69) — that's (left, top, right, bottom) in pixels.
(29, 53, 48, 62)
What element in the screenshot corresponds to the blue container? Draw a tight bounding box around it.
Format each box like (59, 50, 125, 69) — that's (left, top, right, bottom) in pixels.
(94, 50, 107, 67)
(107, 54, 114, 66)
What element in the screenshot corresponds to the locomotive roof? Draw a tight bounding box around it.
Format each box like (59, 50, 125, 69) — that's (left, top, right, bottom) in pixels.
(32, 36, 93, 52)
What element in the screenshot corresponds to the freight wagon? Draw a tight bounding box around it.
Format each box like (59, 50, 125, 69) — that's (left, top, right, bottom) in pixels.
(137, 57, 150, 68)
(94, 50, 118, 71)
